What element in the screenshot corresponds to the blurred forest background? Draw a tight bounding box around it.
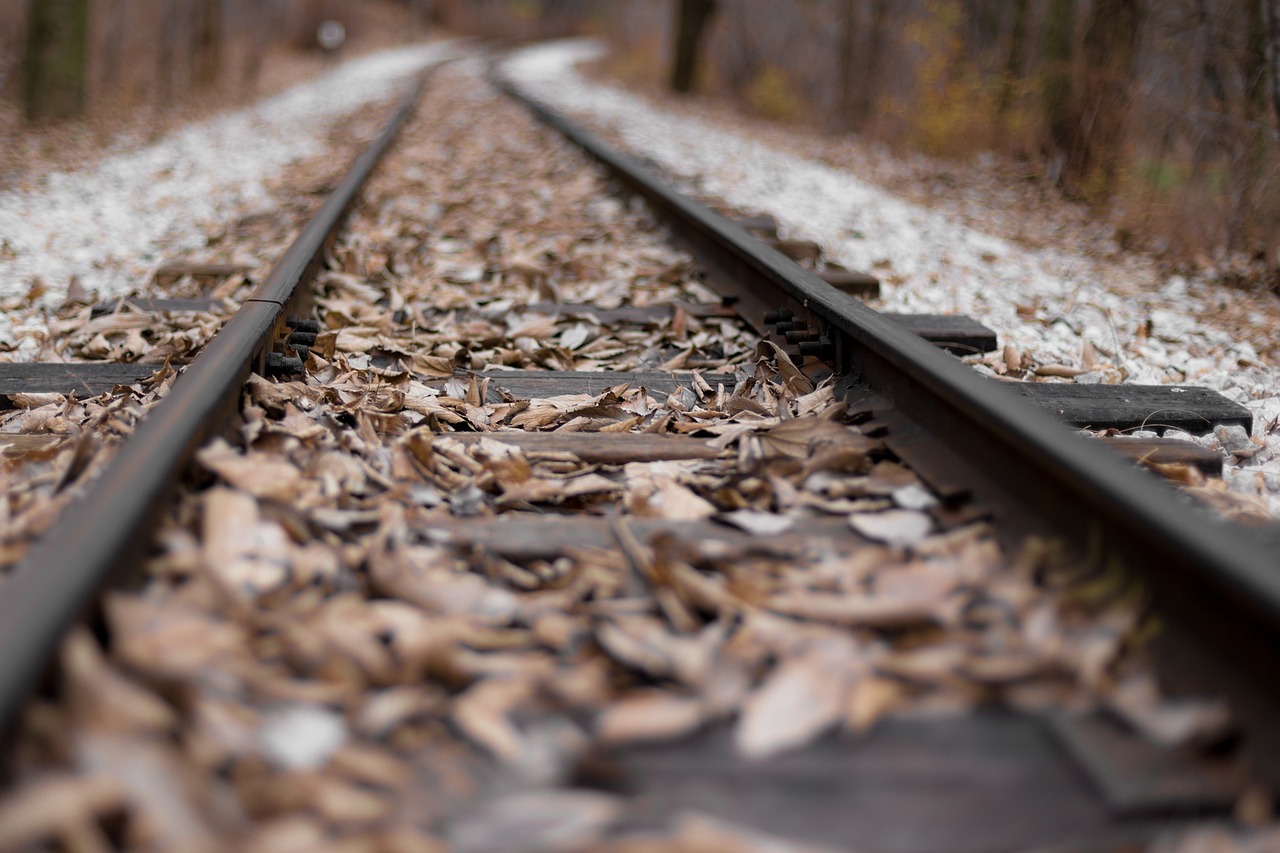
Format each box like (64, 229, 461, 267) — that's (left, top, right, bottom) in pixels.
(3, 0, 1280, 271)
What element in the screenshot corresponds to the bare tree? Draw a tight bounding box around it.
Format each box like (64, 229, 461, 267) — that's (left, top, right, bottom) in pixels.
(102, 0, 130, 88)
(241, 0, 268, 96)
(854, 0, 890, 128)
(158, 0, 181, 104)
(411, 0, 433, 40)
(193, 0, 224, 89)
(1266, 0, 1280, 138)
(996, 0, 1032, 120)
(960, 0, 1003, 68)
(22, 0, 90, 119)
(1041, 0, 1077, 176)
(671, 0, 717, 94)
(1191, 0, 1246, 246)
(838, 0, 856, 129)
(1068, 0, 1146, 193)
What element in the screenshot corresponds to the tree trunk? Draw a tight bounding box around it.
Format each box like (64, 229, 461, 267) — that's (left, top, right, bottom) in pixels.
(103, 0, 130, 87)
(852, 0, 890, 127)
(961, 0, 1003, 68)
(671, 0, 717, 94)
(1192, 0, 1243, 248)
(996, 0, 1031, 119)
(1068, 0, 1145, 194)
(158, 0, 180, 104)
(1266, 0, 1280, 139)
(1230, 0, 1272, 252)
(1040, 0, 1077, 168)
(22, 0, 90, 120)
(241, 0, 268, 97)
(411, 0, 433, 39)
(837, 0, 856, 131)
(193, 0, 223, 89)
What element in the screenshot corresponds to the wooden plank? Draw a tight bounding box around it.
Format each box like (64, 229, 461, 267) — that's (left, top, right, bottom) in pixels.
(1096, 436, 1222, 477)
(518, 300, 735, 325)
(767, 238, 822, 265)
(734, 213, 780, 239)
(152, 262, 249, 283)
(472, 370, 737, 402)
(819, 268, 881, 298)
(586, 714, 1177, 852)
(91, 297, 225, 318)
(1003, 382, 1253, 434)
(0, 363, 158, 398)
(519, 302, 669, 325)
(1045, 711, 1247, 817)
(883, 314, 998, 355)
(445, 432, 725, 464)
(419, 516, 855, 560)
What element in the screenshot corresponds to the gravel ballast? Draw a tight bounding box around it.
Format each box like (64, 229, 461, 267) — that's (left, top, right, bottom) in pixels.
(0, 41, 460, 349)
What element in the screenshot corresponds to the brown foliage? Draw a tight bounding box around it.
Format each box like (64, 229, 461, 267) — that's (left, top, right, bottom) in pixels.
(598, 0, 1280, 262)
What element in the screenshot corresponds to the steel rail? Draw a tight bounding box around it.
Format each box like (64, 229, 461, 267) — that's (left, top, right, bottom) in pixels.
(0, 68, 436, 735)
(497, 76, 1280, 769)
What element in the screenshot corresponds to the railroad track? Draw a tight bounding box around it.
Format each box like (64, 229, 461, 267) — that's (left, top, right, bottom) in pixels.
(0, 54, 1276, 851)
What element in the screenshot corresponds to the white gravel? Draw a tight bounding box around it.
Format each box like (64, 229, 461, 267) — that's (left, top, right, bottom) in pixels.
(504, 41, 1280, 517)
(0, 40, 460, 348)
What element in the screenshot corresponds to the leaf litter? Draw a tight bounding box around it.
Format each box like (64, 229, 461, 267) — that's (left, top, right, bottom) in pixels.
(0, 62, 1264, 852)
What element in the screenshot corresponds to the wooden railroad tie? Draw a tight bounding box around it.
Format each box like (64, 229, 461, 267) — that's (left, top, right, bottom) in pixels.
(151, 262, 250, 285)
(0, 363, 158, 404)
(1005, 382, 1252, 435)
(566, 713, 1248, 851)
(90, 297, 227, 318)
(883, 314, 997, 355)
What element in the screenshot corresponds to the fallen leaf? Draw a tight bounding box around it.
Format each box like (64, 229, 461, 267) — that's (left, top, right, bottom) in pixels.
(597, 692, 704, 744)
(736, 639, 860, 759)
(718, 510, 795, 536)
(849, 510, 933, 547)
(258, 705, 348, 771)
(452, 678, 534, 762)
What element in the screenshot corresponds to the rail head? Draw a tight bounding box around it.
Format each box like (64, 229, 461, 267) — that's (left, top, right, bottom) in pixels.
(0, 64, 442, 737)
(494, 72, 1280, 685)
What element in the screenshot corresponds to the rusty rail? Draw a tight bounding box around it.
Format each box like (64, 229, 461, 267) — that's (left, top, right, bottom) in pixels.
(496, 72, 1280, 781)
(0, 67, 437, 735)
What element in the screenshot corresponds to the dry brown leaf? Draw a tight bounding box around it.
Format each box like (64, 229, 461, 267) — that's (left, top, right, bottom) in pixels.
(735, 639, 860, 759)
(197, 439, 303, 502)
(310, 774, 393, 825)
(106, 593, 249, 680)
(767, 591, 945, 629)
(77, 733, 220, 851)
(356, 687, 445, 739)
(201, 487, 291, 597)
(452, 677, 535, 762)
(0, 773, 126, 849)
(597, 692, 705, 744)
(718, 510, 795, 536)
(1108, 674, 1233, 748)
(630, 479, 717, 520)
(846, 676, 908, 733)
(61, 628, 178, 734)
(849, 510, 933, 548)
(498, 473, 620, 505)
(667, 812, 845, 853)
(370, 546, 520, 621)
(759, 340, 815, 395)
